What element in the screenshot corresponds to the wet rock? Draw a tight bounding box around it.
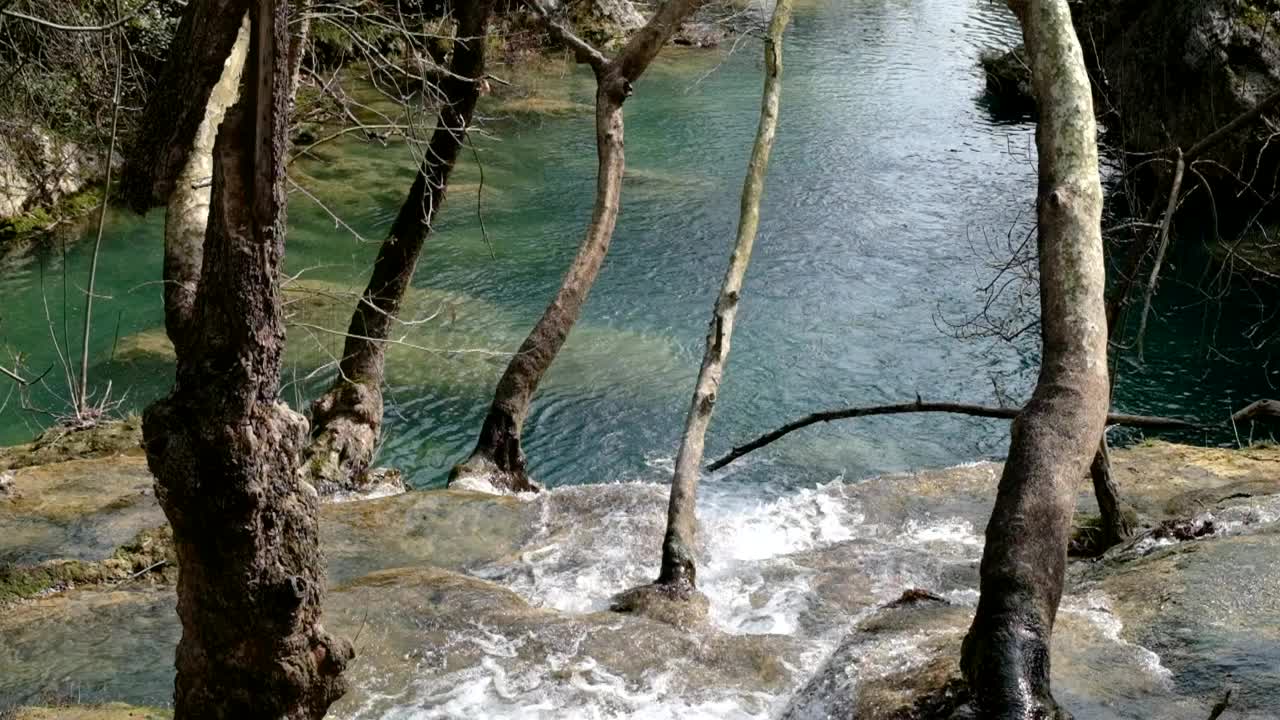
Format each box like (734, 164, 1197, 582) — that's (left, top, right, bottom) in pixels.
(321, 487, 536, 584)
(0, 453, 161, 566)
(780, 599, 972, 720)
(673, 21, 728, 48)
(884, 587, 949, 609)
(0, 418, 143, 472)
(610, 580, 711, 628)
(8, 703, 171, 719)
(1078, 528, 1280, 717)
(1, 525, 174, 607)
(978, 46, 1034, 114)
(562, 0, 645, 49)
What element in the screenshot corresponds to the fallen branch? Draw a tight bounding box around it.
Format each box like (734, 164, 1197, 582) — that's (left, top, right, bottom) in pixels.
(706, 399, 1199, 471)
(1232, 398, 1280, 423)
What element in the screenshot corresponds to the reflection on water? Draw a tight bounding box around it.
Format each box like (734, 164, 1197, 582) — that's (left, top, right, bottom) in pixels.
(0, 0, 1271, 490)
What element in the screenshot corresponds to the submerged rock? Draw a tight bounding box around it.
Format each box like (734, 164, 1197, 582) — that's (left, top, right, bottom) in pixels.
(2, 441, 1279, 715)
(0, 453, 161, 566)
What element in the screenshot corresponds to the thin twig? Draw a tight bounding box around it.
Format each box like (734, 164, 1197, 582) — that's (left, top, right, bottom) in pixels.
(78, 0, 125, 415)
(467, 132, 495, 259)
(1135, 149, 1186, 360)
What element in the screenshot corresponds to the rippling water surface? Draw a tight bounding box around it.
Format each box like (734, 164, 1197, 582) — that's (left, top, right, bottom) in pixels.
(2, 0, 1274, 487)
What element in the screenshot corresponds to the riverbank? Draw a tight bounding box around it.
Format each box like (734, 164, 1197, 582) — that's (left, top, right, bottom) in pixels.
(2, 425, 1278, 717)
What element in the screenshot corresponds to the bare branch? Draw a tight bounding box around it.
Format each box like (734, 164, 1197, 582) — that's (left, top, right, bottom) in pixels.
(520, 0, 608, 70)
(707, 400, 1198, 472)
(1, 0, 159, 33)
(1134, 149, 1187, 358)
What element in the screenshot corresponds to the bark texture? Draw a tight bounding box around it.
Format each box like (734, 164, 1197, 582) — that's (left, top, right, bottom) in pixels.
(121, 0, 253, 211)
(612, 0, 791, 622)
(141, 1, 352, 716)
(960, 0, 1109, 717)
(302, 0, 493, 495)
(162, 15, 250, 349)
(449, 0, 706, 493)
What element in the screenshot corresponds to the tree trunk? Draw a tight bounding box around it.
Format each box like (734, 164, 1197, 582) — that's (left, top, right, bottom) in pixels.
(121, 0, 257, 212)
(449, 0, 706, 493)
(960, 0, 1109, 717)
(162, 14, 249, 348)
(301, 0, 493, 495)
(141, 1, 352, 716)
(1088, 439, 1132, 549)
(612, 0, 791, 622)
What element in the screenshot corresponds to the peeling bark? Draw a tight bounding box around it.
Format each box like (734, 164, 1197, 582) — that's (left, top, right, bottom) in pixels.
(960, 0, 1109, 717)
(141, 1, 351, 716)
(449, 0, 707, 493)
(162, 15, 249, 353)
(612, 0, 791, 620)
(301, 0, 493, 495)
(121, 0, 253, 211)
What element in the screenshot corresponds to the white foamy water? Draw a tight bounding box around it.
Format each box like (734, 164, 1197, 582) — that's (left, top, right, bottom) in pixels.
(333, 455, 1262, 720)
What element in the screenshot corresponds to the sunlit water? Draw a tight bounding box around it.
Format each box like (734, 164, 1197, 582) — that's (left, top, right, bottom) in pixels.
(2, 0, 1275, 488)
(3, 0, 1280, 715)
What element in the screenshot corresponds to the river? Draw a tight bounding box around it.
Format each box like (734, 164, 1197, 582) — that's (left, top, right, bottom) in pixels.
(1, 0, 1274, 485)
(3, 1, 1280, 716)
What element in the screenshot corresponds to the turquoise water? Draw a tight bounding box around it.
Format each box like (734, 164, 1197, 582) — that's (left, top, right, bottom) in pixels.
(0, 0, 1275, 492)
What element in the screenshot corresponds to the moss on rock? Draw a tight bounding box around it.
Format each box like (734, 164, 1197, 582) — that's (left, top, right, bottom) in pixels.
(0, 417, 143, 472)
(0, 525, 174, 606)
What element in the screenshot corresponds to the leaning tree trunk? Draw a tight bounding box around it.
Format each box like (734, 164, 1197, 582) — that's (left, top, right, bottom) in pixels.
(449, 0, 707, 493)
(141, 0, 352, 716)
(960, 0, 1109, 717)
(611, 0, 792, 624)
(301, 0, 493, 495)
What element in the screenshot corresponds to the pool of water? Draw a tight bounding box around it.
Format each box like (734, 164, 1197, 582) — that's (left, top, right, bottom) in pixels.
(0, 0, 1275, 493)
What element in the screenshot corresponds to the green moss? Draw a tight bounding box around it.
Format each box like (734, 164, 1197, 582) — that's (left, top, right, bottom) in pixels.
(0, 186, 104, 253)
(1238, 2, 1278, 34)
(0, 525, 173, 607)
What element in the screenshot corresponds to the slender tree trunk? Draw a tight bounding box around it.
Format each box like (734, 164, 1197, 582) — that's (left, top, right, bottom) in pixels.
(449, 0, 706, 493)
(960, 0, 1108, 716)
(301, 0, 493, 495)
(141, 1, 352, 716)
(612, 0, 791, 622)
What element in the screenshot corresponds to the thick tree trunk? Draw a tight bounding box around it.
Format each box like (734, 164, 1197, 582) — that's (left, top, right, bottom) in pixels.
(141, 1, 351, 716)
(960, 0, 1109, 717)
(612, 0, 791, 622)
(301, 0, 493, 495)
(449, 0, 706, 493)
